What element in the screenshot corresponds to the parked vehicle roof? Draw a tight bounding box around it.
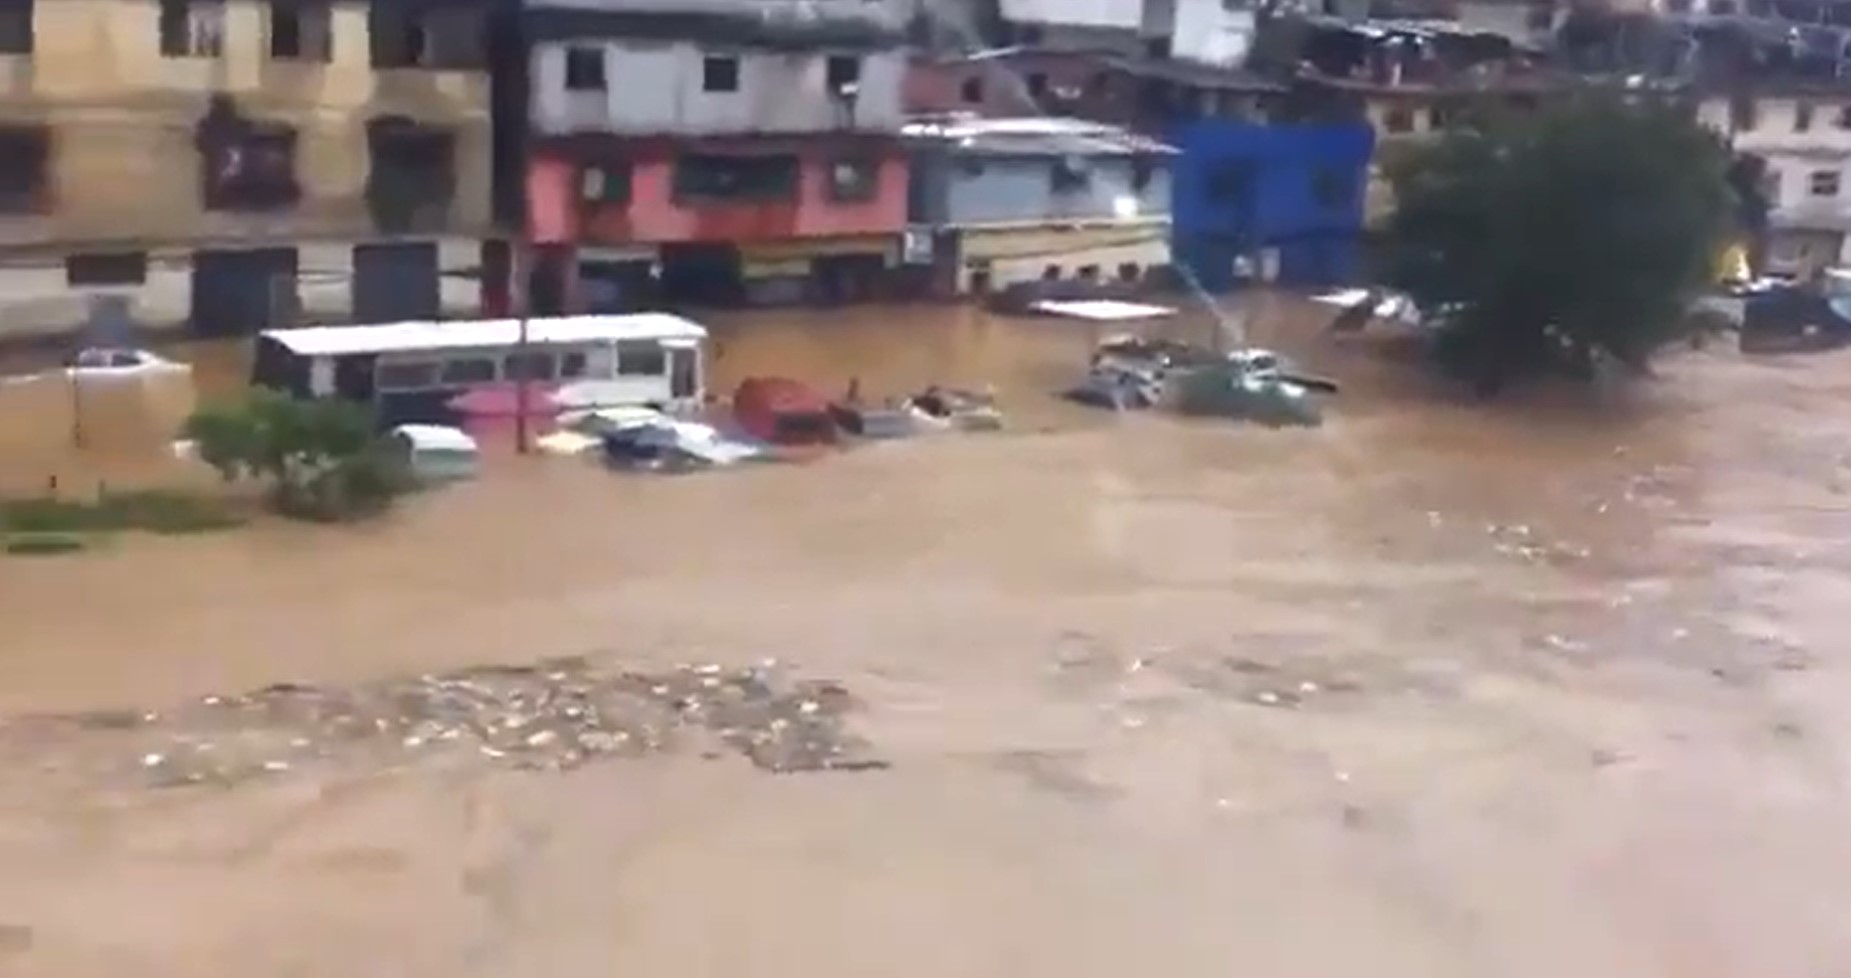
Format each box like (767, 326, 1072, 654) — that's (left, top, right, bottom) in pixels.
(260, 314, 709, 357)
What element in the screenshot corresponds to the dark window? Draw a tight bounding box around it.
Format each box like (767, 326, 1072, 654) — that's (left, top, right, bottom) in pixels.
(1311, 167, 1354, 208)
(0, 0, 33, 55)
(0, 126, 47, 213)
(1050, 156, 1089, 192)
(268, 0, 331, 61)
(376, 361, 439, 390)
(1837, 105, 1851, 129)
(1041, 265, 1061, 280)
(1117, 262, 1140, 283)
(1144, 36, 1170, 57)
(565, 47, 605, 91)
(1809, 169, 1839, 196)
(439, 357, 497, 385)
(366, 119, 456, 230)
(1131, 156, 1155, 190)
(1795, 100, 1814, 132)
(160, 0, 224, 58)
(66, 253, 147, 287)
(826, 157, 879, 201)
(616, 341, 666, 376)
(579, 162, 632, 204)
(1077, 264, 1099, 282)
(370, 4, 483, 69)
(1384, 107, 1415, 132)
(504, 352, 557, 381)
(825, 55, 860, 92)
(1730, 95, 1758, 131)
(960, 76, 984, 103)
(1206, 160, 1253, 203)
(202, 125, 299, 211)
(1026, 72, 1048, 99)
(702, 55, 739, 92)
(672, 154, 798, 203)
(560, 352, 588, 378)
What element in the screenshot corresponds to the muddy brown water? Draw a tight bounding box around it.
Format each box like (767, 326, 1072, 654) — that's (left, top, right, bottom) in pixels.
(2, 295, 1850, 977)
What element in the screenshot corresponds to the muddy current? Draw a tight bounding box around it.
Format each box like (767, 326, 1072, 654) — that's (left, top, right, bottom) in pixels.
(1, 294, 1850, 977)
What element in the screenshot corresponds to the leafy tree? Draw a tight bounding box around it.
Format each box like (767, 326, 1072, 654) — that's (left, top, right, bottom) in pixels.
(183, 390, 409, 522)
(1380, 91, 1737, 395)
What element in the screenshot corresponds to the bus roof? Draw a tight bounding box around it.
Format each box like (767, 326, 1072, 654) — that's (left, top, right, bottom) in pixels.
(259, 313, 709, 357)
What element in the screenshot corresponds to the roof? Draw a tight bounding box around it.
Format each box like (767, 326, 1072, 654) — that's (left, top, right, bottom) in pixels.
(1033, 299, 1178, 321)
(261, 313, 709, 357)
(1092, 55, 1285, 93)
(902, 114, 1175, 156)
(389, 425, 479, 453)
(524, 0, 904, 47)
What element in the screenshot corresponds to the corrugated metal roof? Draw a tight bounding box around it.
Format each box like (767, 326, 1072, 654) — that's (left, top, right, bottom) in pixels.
(902, 114, 1176, 155)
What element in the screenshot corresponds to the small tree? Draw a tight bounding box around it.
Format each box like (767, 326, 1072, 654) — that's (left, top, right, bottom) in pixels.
(1380, 91, 1737, 395)
(184, 390, 409, 522)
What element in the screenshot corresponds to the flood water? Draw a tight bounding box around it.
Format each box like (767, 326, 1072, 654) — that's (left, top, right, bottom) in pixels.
(2, 295, 1850, 977)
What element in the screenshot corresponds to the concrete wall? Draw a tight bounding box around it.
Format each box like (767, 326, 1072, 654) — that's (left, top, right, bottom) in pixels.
(0, 0, 493, 253)
(530, 41, 906, 136)
(922, 154, 1171, 226)
(1169, 0, 1256, 67)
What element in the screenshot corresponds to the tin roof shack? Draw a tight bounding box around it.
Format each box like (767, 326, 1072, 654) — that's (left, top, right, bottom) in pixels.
(522, 0, 912, 309)
(1169, 120, 1375, 290)
(903, 115, 1177, 296)
(904, 47, 1283, 132)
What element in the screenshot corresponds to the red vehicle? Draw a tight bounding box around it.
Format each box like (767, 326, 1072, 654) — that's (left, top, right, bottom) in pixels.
(731, 377, 839, 447)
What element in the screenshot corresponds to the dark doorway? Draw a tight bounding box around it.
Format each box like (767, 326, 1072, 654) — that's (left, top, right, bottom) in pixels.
(658, 242, 743, 306)
(351, 241, 440, 323)
(190, 247, 298, 337)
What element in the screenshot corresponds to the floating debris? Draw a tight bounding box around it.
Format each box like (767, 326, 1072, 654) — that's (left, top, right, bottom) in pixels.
(0, 658, 882, 793)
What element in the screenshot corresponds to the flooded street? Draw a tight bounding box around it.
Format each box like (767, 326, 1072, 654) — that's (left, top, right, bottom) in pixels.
(2, 295, 1850, 976)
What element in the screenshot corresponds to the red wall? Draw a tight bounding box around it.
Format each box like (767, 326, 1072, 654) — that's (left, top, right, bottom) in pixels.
(527, 139, 908, 246)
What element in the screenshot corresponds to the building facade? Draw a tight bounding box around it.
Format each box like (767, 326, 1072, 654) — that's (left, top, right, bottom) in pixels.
(521, 0, 911, 309)
(903, 114, 1174, 294)
(1169, 120, 1374, 290)
(1700, 88, 1851, 275)
(0, 0, 495, 341)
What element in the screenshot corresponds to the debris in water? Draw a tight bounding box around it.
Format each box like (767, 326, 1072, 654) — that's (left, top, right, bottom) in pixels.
(0, 659, 882, 792)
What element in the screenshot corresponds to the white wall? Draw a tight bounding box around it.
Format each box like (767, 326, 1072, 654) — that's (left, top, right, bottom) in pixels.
(1000, 0, 1144, 29)
(531, 41, 906, 136)
(1700, 94, 1851, 239)
(1169, 0, 1255, 66)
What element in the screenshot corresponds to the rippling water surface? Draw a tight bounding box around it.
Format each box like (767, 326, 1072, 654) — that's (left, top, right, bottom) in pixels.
(0, 295, 1848, 977)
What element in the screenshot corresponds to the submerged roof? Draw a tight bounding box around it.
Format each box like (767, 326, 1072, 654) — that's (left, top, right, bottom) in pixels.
(903, 114, 1175, 156)
(262, 314, 709, 357)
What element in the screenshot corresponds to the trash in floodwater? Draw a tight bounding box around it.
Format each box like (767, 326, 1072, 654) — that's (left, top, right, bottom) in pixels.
(0, 658, 884, 792)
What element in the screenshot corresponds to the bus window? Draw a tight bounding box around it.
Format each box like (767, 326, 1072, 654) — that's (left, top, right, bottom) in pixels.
(440, 357, 498, 385)
(670, 347, 698, 399)
(560, 351, 589, 378)
(505, 351, 556, 381)
(376, 361, 440, 391)
(616, 341, 666, 376)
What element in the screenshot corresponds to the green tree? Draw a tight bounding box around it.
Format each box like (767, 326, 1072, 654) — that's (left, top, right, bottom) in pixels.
(1380, 92, 1737, 395)
(183, 390, 409, 522)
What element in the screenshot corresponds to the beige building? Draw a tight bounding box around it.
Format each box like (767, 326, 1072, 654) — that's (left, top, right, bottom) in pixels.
(1699, 90, 1851, 276)
(0, 0, 495, 341)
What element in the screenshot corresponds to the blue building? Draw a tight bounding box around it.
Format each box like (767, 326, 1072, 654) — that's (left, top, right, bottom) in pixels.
(1169, 121, 1375, 292)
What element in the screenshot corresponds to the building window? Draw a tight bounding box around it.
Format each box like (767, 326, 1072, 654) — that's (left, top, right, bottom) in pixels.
(0, 125, 47, 213)
(1384, 107, 1416, 133)
(1145, 36, 1170, 57)
(1795, 100, 1814, 132)
(369, 4, 484, 69)
(827, 157, 879, 201)
(702, 55, 739, 93)
(0, 0, 33, 55)
(825, 55, 860, 93)
(1837, 105, 1851, 129)
(1026, 72, 1048, 99)
(1050, 156, 1089, 193)
(1730, 95, 1757, 131)
(564, 47, 606, 91)
(1077, 264, 1100, 282)
(1809, 169, 1839, 196)
(672, 153, 798, 203)
(960, 76, 984, 103)
(1131, 156, 1155, 190)
(268, 0, 331, 61)
(66, 253, 148, 287)
(200, 122, 299, 212)
(1117, 262, 1140, 282)
(616, 341, 666, 376)
(1041, 265, 1061, 280)
(579, 162, 632, 204)
(160, 0, 224, 58)
(1311, 167, 1354, 208)
(365, 117, 455, 231)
